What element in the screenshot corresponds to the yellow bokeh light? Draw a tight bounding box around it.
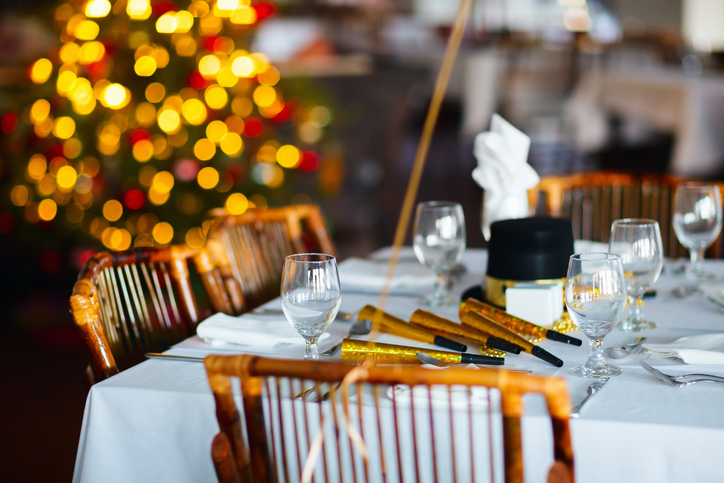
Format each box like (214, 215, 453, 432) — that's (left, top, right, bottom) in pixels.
(79, 41, 105, 64)
(175, 11, 194, 33)
(276, 145, 301, 168)
(181, 98, 207, 125)
(174, 34, 197, 57)
(11, 185, 30, 207)
(250, 53, 270, 74)
(152, 171, 175, 193)
(37, 174, 56, 196)
(56, 165, 78, 190)
(35, 117, 53, 138)
(135, 102, 157, 126)
(231, 56, 254, 77)
(146, 82, 165, 103)
(199, 11, 223, 35)
(103, 199, 123, 222)
(199, 55, 221, 78)
(258, 66, 280, 86)
(132, 139, 154, 162)
(220, 132, 243, 155)
(189, 1, 210, 17)
(204, 85, 228, 110)
(225, 115, 244, 134)
(75, 20, 100, 41)
(127, 0, 152, 20)
(134, 56, 157, 76)
(57, 70, 77, 96)
(230, 6, 257, 25)
(147, 186, 169, 205)
(197, 167, 220, 189)
(63, 138, 83, 159)
(102, 84, 130, 109)
(185, 227, 206, 249)
(52, 117, 76, 139)
(253, 85, 277, 108)
(153, 47, 170, 68)
(85, 0, 111, 18)
(225, 193, 248, 215)
(27, 155, 47, 180)
(59, 42, 80, 64)
(103, 227, 132, 250)
(30, 99, 51, 124)
(99, 124, 121, 145)
(206, 120, 228, 143)
(265, 165, 285, 188)
(157, 108, 181, 134)
(257, 144, 277, 163)
(152, 222, 174, 244)
(216, 67, 238, 88)
(38, 199, 58, 221)
(156, 13, 177, 33)
(193, 138, 216, 161)
(30, 58, 53, 85)
(152, 135, 171, 159)
(217, 0, 239, 10)
(231, 96, 253, 117)
(163, 95, 184, 111)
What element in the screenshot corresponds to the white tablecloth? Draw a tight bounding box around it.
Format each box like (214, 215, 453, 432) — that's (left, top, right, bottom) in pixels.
(73, 249, 724, 483)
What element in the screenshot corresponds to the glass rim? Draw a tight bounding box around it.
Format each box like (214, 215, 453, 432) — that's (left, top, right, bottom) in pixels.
(417, 200, 462, 209)
(677, 182, 720, 191)
(570, 252, 621, 261)
(611, 218, 660, 227)
(284, 253, 336, 263)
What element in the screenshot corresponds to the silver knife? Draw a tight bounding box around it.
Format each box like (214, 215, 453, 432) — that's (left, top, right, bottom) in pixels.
(146, 353, 205, 362)
(570, 377, 609, 418)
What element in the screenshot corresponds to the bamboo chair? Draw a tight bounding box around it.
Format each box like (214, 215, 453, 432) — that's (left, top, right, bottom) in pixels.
(70, 245, 229, 383)
(527, 171, 696, 259)
(205, 354, 575, 483)
(207, 204, 336, 313)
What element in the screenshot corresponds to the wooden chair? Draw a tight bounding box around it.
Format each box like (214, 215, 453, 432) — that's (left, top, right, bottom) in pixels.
(205, 354, 575, 483)
(70, 245, 229, 383)
(206, 204, 337, 313)
(528, 171, 692, 259)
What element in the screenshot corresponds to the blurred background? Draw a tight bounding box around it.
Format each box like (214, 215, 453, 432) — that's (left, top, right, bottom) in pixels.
(2, 0, 723, 480)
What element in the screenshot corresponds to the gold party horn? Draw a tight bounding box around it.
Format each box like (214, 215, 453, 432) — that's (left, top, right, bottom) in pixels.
(340, 339, 503, 365)
(409, 309, 516, 356)
(461, 298, 582, 346)
(358, 305, 467, 352)
(459, 309, 563, 367)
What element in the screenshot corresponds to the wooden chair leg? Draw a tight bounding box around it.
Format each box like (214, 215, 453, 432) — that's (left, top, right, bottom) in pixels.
(547, 461, 575, 483)
(212, 432, 242, 483)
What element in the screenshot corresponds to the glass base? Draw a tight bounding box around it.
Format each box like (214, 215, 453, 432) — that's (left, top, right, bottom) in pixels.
(619, 319, 657, 332)
(569, 364, 622, 378)
(419, 293, 458, 308)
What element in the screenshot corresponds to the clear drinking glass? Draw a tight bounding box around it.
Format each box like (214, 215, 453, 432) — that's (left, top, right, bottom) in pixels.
(673, 183, 723, 282)
(566, 253, 627, 378)
(609, 219, 664, 332)
(412, 201, 466, 307)
(281, 253, 341, 360)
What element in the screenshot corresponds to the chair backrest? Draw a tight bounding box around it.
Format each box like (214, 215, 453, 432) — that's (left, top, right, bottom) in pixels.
(528, 171, 692, 259)
(205, 354, 575, 483)
(206, 204, 337, 313)
(70, 245, 226, 382)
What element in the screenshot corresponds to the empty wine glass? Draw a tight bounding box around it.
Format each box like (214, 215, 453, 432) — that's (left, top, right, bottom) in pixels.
(412, 201, 466, 307)
(609, 219, 664, 332)
(673, 183, 723, 282)
(281, 253, 341, 360)
(566, 253, 627, 378)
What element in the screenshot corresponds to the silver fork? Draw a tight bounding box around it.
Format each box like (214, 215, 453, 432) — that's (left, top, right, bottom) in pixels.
(639, 361, 724, 387)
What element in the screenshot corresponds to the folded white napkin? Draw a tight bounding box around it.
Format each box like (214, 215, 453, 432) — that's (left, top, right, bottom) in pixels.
(338, 257, 435, 289)
(473, 114, 539, 240)
(196, 312, 330, 348)
(643, 334, 724, 365)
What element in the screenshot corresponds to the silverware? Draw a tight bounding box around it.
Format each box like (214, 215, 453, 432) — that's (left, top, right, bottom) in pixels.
(639, 361, 724, 387)
(570, 378, 609, 418)
(416, 353, 532, 373)
(605, 337, 647, 359)
(145, 353, 204, 362)
(253, 309, 355, 322)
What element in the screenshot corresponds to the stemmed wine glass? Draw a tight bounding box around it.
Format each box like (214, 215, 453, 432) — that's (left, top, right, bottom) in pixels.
(673, 183, 723, 283)
(412, 201, 466, 307)
(566, 253, 627, 378)
(281, 253, 341, 360)
(609, 219, 664, 332)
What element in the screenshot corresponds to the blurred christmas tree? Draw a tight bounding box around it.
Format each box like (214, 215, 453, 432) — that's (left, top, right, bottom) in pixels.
(2, 0, 341, 264)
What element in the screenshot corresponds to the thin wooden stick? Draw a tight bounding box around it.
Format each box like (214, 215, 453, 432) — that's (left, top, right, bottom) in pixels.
(376, 0, 473, 313)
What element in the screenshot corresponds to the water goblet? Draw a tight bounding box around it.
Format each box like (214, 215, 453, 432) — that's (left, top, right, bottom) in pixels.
(673, 183, 723, 283)
(281, 253, 341, 360)
(609, 219, 664, 332)
(566, 253, 627, 378)
(412, 201, 466, 307)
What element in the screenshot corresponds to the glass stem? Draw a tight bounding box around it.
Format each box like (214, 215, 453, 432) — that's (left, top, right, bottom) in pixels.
(585, 337, 606, 371)
(690, 249, 704, 273)
(628, 293, 644, 324)
(432, 270, 449, 300)
(305, 337, 319, 360)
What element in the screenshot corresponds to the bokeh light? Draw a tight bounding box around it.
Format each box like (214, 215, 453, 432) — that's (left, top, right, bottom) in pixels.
(30, 58, 53, 84)
(152, 222, 174, 244)
(225, 193, 248, 215)
(193, 138, 216, 161)
(103, 199, 123, 222)
(38, 199, 58, 221)
(85, 0, 111, 18)
(197, 167, 220, 189)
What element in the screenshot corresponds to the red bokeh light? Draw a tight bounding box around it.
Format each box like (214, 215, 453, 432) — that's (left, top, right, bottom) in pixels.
(123, 189, 146, 210)
(204, 36, 219, 52)
(129, 129, 151, 145)
(271, 104, 290, 123)
(153, 1, 178, 16)
(74, 249, 96, 270)
(253, 2, 276, 20)
(46, 144, 64, 160)
(189, 71, 209, 89)
(1, 113, 18, 133)
(299, 151, 320, 172)
(244, 117, 263, 137)
(174, 159, 200, 181)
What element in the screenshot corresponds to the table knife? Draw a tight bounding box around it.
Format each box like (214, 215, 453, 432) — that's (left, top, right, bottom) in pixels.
(570, 377, 609, 418)
(146, 352, 205, 362)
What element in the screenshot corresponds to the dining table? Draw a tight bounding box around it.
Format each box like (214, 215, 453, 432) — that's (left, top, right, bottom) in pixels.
(72, 246, 724, 483)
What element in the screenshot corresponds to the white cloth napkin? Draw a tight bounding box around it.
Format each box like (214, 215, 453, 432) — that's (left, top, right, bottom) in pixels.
(338, 257, 435, 289)
(196, 312, 330, 348)
(473, 113, 539, 240)
(643, 334, 724, 365)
